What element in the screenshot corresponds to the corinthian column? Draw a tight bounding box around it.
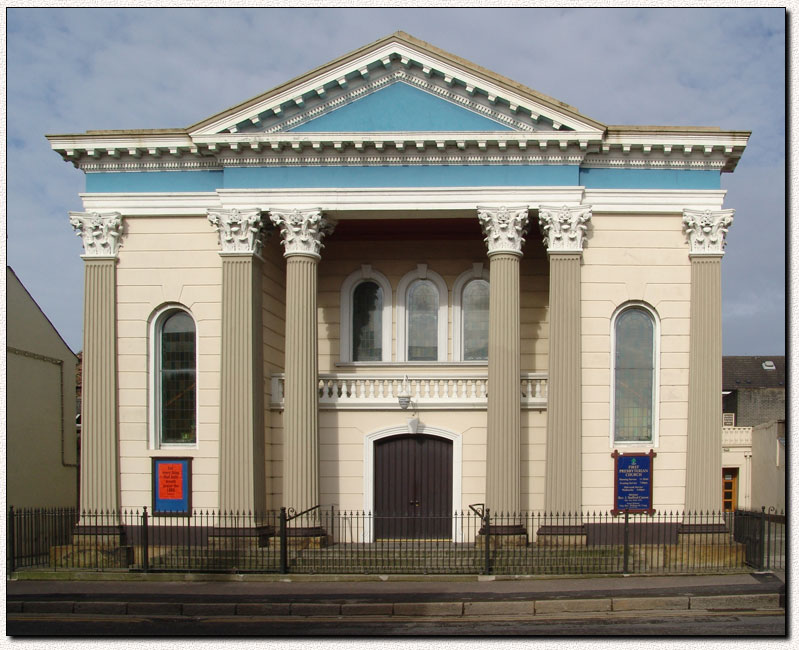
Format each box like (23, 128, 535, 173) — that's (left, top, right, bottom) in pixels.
(683, 208, 733, 512)
(478, 206, 529, 518)
(269, 209, 334, 523)
(208, 208, 269, 514)
(69, 211, 123, 515)
(539, 204, 591, 514)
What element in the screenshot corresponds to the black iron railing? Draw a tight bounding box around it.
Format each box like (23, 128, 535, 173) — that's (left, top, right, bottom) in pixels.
(7, 506, 784, 576)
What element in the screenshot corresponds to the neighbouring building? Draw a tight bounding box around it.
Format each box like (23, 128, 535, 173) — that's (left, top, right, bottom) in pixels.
(721, 356, 786, 513)
(7, 267, 79, 508)
(47, 33, 750, 538)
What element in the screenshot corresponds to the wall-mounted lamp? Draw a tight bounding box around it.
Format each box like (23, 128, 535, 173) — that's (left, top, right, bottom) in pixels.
(397, 374, 411, 409)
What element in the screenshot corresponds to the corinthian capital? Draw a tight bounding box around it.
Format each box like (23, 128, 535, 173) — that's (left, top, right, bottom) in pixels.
(682, 209, 734, 255)
(477, 206, 529, 256)
(69, 211, 123, 258)
(269, 208, 335, 259)
(538, 204, 592, 253)
(208, 208, 269, 257)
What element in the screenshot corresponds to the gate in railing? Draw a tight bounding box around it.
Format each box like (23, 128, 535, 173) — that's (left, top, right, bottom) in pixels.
(733, 507, 786, 571)
(8, 506, 779, 576)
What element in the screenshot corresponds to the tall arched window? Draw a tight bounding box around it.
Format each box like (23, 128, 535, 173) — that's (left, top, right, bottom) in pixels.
(407, 280, 439, 361)
(152, 307, 197, 446)
(396, 264, 448, 362)
(340, 265, 392, 362)
(612, 304, 658, 444)
(461, 279, 489, 361)
(352, 281, 383, 361)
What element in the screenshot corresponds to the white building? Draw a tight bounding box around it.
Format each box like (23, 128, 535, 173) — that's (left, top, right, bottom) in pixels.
(48, 33, 749, 537)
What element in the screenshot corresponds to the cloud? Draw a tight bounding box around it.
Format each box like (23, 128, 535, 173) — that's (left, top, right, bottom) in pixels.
(6, 7, 786, 353)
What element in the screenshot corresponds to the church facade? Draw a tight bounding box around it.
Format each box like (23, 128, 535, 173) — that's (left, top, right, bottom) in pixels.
(49, 33, 749, 533)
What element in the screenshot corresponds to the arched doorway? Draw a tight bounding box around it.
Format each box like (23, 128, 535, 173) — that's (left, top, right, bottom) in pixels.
(373, 434, 453, 539)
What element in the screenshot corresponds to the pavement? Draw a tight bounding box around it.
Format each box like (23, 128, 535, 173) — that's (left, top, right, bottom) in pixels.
(5, 570, 786, 620)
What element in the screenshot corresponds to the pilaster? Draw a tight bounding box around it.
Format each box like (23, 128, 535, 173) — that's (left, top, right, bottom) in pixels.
(269, 209, 334, 518)
(69, 212, 123, 514)
(208, 208, 268, 513)
(478, 206, 528, 515)
(539, 204, 591, 514)
(683, 209, 732, 512)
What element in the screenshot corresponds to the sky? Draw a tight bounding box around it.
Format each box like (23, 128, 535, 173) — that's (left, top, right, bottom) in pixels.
(5, 7, 787, 356)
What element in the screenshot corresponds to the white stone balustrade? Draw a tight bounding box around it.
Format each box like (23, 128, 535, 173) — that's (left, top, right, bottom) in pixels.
(722, 426, 753, 447)
(270, 373, 547, 410)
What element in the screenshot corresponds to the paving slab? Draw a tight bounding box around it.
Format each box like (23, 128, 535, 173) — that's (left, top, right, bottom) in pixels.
(612, 596, 688, 611)
(73, 601, 128, 615)
(393, 602, 463, 616)
(182, 603, 237, 617)
(690, 593, 781, 611)
(535, 598, 611, 614)
(341, 603, 394, 616)
(464, 601, 534, 616)
(23, 601, 75, 614)
(236, 603, 290, 616)
(290, 603, 342, 616)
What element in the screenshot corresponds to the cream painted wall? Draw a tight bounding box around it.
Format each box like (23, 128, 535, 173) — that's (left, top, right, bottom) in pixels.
(580, 211, 692, 512)
(316, 233, 549, 373)
(268, 408, 547, 512)
(7, 268, 79, 508)
(115, 215, 222, 510)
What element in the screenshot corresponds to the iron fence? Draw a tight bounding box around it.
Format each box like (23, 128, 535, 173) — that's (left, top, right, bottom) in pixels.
(7, 506, 784, 576)
(732, 507, 786, 571)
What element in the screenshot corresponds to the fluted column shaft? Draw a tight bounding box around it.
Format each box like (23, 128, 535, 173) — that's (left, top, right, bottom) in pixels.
(283, 254, 320, 512)
(685, 255, 723, 512)
(80, 259, 119, 513)
(544, 253, 583, 513)
(219, 255, 265, 513)
(486, 252, 521, 514)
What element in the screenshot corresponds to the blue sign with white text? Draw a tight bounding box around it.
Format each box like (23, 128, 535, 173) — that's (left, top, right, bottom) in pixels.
(615, 455, 652, 512)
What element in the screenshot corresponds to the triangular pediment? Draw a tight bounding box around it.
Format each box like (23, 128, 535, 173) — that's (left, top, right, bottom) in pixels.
(189, 32, 606, 137)
(288, 81, 514, 133)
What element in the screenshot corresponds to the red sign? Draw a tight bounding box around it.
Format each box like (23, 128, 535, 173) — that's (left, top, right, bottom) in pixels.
(158, 463, 184, 500)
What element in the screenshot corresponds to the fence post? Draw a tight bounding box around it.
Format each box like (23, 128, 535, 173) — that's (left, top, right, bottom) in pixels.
(8, 507, 15, 575)
(141, 507, 149, 573)
(759, 506, 766, 571)
(623, 510, 630, 574)
(279, 507, 288, 574)
(484, 509, 491, 575)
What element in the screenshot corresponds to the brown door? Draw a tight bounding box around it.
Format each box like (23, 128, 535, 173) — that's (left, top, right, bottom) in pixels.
(374, 434, 453, 539)
(722, 468, 739, 512)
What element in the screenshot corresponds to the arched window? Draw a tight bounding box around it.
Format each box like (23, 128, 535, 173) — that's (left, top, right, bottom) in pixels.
(340, 266, 392, 362)
(453, 264, 490, 362)
(352, 281, 383, 361)
(407, 280, 439, 361)
(461, 279, 489, 360)
(396, 265, 448, 362)
(612, 304, 658, 444)
(151, 307, 197, 447)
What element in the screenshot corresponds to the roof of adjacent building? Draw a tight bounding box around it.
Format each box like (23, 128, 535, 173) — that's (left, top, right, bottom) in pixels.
(722, 356, 786, 390)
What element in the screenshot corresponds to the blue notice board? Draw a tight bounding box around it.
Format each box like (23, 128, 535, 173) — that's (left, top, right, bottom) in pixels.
(152, 458, 192, 516)
(611, 450, 656, 515)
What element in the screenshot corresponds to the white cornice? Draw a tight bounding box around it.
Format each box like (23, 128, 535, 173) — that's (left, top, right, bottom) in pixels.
(78, 187, 731, 217)
(190, 41, 603, 136)
(583, 189, 728, 213)
(50, 128, 746, 173)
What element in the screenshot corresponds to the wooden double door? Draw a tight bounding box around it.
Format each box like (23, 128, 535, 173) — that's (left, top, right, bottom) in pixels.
(374, 434, 453, 539)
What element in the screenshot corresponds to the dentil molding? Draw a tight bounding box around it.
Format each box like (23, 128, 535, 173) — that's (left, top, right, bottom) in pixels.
(207, 208, 269, 257)
(69, 211, 123, 258)
(269, 208, 335, 258)
(538, 204, 592, 253)
(477, 206, 530, 256)
(682, 208, 734, 255)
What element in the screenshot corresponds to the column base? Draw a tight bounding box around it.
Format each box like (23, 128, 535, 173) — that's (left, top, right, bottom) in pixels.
(209, 525, 276, 549)
(476, 525, 528, 548)
(286, 526, 331, 549)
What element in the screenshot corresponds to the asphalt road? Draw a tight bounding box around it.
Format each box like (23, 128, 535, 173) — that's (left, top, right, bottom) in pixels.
(6, 611, 786, 636)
